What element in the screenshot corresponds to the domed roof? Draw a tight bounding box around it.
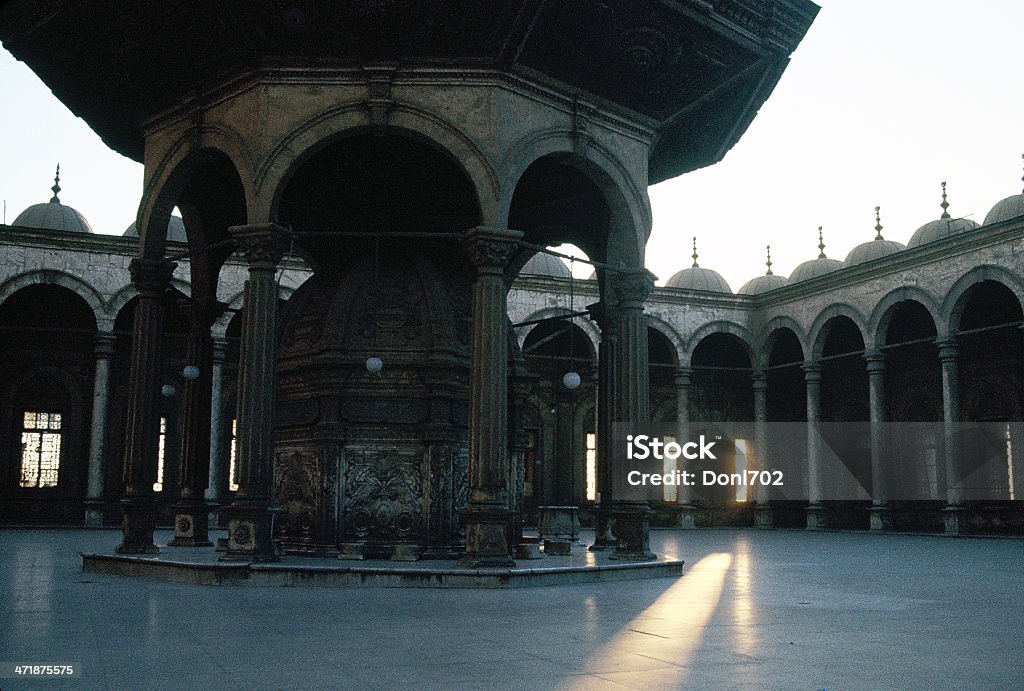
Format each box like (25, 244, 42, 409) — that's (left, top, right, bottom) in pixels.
(844, 207, 906, 264)
(907, 181, 979, 248)
(124, 215, 187, 243)
(739, 245, 788, 295)
(665, 237, 732, 293)
(789, 226, 843, 283)
(12, 166, 93, 234)
(982, 157, 1024, 226)
(519, 252, 571, 279)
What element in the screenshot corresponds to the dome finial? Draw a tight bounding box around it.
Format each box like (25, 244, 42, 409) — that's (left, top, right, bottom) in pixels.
(940, 181, 950, 219)
(765, 245, 773, 276)
(691, 236, 699, 267)
(874, 205, 884, 240)
(49, 164, 61, 204)
(817, 226, 827, 259)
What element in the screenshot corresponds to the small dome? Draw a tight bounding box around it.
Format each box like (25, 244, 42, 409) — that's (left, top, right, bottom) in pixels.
(983, 194, 1024, 226)
(907, 217, 979, 248)
(665, 266, 732, 293)
(790, 226, 843, 283)
(123, 215, 187, 243)
(789, 256, 843, 283)
(12, 166, 92, 234)
(845, 207, 905, 264)
(908, 181, 979, 248)
(739, 273, 788, 295)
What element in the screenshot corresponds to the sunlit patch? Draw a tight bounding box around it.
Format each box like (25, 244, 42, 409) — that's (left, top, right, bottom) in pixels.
(563, 552, 733, 689)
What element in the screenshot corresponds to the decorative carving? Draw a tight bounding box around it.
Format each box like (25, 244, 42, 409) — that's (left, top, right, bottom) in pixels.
(128, 258, 175, 295)
(464, 228, 523, 272)
(228, 224, 290, 266)
(608, 270, 655, 306)
(342, 450, 423, 543)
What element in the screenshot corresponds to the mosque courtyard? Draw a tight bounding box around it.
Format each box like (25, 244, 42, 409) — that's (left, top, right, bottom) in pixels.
(1, 528, 1020, 690)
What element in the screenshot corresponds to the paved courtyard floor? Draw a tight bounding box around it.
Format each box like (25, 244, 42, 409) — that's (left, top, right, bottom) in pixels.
(1, 528, 1021, 690)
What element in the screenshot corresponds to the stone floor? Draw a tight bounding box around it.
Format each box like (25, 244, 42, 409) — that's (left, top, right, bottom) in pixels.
(1, 528, 1021, 690)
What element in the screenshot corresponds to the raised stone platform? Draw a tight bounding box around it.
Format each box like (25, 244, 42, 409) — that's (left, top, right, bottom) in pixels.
(82, 545, 683, 588)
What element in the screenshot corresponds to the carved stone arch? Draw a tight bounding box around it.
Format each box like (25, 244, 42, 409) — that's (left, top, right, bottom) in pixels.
(807, 304, 869, 360)
(136, 138, 253, 258)
(256, 104, 497, 225)
(517, 307, 599, 360)
(941, 265, 1024, 339)
(757, 316, 808, 369)
(645, 315, 684, 368)
(0, 270, 105, 330)
(500, 130, 651, 269)
(868, 286, 942, 348)
(685, 320, 756, 366)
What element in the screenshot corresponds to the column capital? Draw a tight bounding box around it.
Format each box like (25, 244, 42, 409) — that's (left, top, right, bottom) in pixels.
(751, 368, 768, 389)
(673, 366, 692, 388)
(464, 226, 524, 274)
(94, 331, 116, 359)
(212, 336, 228, 363)
(129, 257, 175, 296)
(228, 223, 291, 267)
(607, 268, 656, 308)
(936, 339, 959, 362)
(864, 348, 886, 373)
(802, 361, 822, 382)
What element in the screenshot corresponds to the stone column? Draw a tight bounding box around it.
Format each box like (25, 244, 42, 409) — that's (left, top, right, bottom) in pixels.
(117, 258, 175, 554)
(458, 227, 522, 567)
(937, 340, 964, 534)
(220, 223, 290, 562)
(205, 337, 227, 523)
(587, 301, 617, 551)
(865, 349, 891, 530)
(169, 301, 220, 547)
(752, 369, 772, 529)
(675, 366, 697, 529)
(607, 269, 656, 561)
(803, 362, 826, 530)
(84, 332, 115, 527)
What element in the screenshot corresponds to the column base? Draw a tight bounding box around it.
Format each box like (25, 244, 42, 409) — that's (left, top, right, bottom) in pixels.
(753, 504, 773, 529)
(678, 503, 697, 530)
(588, 506, 615, 551)
(116, 498, 159, 554)
(868, 503, 892, 531)
(168, 501, 213, 547)
(219, 502, 280, 562)
(805, 503, 827, 531)
(607, 502, 656, 561)
(84, 500, 105, 528)
(942, 504, 966, 535)
(458, 504, 515, 568)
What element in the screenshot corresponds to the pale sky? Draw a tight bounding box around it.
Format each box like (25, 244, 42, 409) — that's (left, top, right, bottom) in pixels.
(1, 0, 1022, 290)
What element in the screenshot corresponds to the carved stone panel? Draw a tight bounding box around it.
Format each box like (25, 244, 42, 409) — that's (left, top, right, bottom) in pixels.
(340, 448, 425, 548)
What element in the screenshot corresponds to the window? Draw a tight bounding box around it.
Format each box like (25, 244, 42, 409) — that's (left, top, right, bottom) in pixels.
(228, 419, 239, 492)
(153, 417, 167, 492)
(19, 411, 62, 488)
(734, 439, 749, 502)
(585, 432, 597, 501)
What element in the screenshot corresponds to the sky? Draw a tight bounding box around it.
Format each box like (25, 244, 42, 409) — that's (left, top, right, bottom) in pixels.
(1, 0, 1022, 290)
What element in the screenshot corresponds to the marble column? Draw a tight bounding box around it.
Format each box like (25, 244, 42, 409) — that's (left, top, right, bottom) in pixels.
(865, 349, 891, 530)
(117, 258, 175, 554)
(803, 362, 826, 530)
(458, 227, 522, 568)
(607, 269, 656, 561)
(752, 369, 773, 529)
(587, 301, 617, 551)
(170, 301, 220, 547)
(220, 223, 290, 562)
(205, 337, 227, 523)
(937, 340, 964, 534)
(84, 332, 115, 527)
(675, 366, 697, 529)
